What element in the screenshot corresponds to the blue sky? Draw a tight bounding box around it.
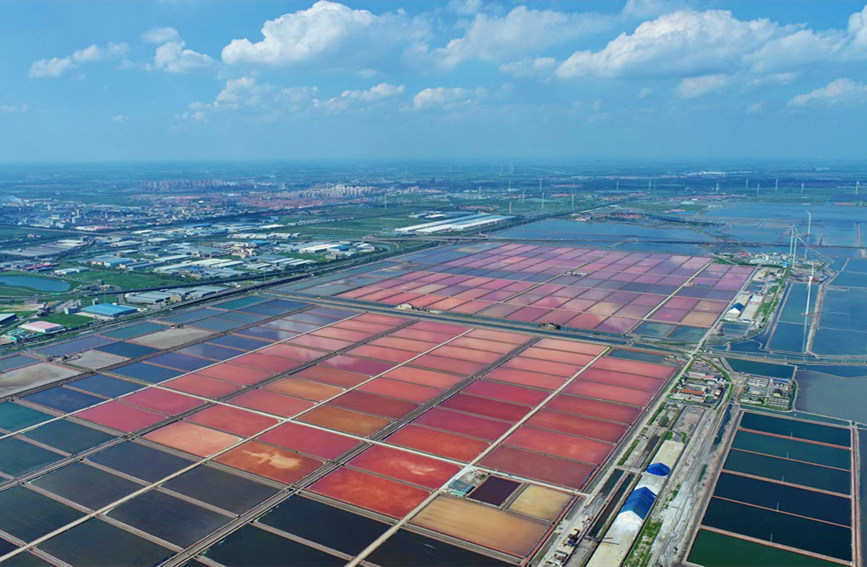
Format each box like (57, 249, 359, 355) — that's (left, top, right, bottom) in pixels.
(3, 0, 867, 162)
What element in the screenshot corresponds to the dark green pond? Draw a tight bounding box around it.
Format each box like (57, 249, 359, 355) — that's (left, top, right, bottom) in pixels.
(739, 412, 850, 447)
(714, 472, 850, 525)
(724, 449, 850, 494)
(37, 519, 173, 567)
(0, 486, 83, 543)
(205, 524, 345, 566)
(702, 498, 851, 561)
(259, 495, 391, 555)
(731, 430, 850, 468)
(688, 529, 841, 566)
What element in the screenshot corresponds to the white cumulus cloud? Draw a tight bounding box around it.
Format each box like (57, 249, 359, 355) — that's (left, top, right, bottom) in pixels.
(557, 10, 776, 79)
(143, 27, 181, 44)
(499, 57, 557, 78)
(0, 103, 30, 113)
(30, 42, 129, 78)
(676, 74, 730, 98)
(144, 27, 216, 73)
(317, 83, 405, 113)
(222, 1, 415, 68)
(419, 6, 611, 70)
(788, 78, 867, 107)
(557, 4, 867, 82)
(183, 77, 319, 121)
(413, 86, 486, 110)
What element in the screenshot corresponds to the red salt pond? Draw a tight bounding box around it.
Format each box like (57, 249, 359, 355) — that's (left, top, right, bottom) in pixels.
(440, 394, 529, 422)
(352, 313, 408, 327)
(504, 426, 611, 465)
(197, 363, 274, 385)
(76, 401, 165, 432)
(229, 390, 314, 418)
(408, 321, 469, 335)
(387, 425, 488, 462)
(348, 345, 417, 364)
(592, 357, 674, 379)
(449, 300, 492, 315)
(527, 410, 628, 443)
(293, 366, 369, 388)
(509, 306, 553, 323)
(370, 337, 439, 353)
(383, 367, 462, 389)
(566, 313, 607, 330)
(595, 317, 639, 333)
(257, 344, 323, 362)
(144, 422, 240, 457)
(410, 355, 484, 376)
(123, 388, 205, 415)
(288, 334, 354, 352)
(258, 422, 360, 460)
(480, 446, 595, 490)
(565, 381, 655, 406)
(521, 347, 596, 366)
(579, 368, 664, 392)
(412, 408, 511, 441)
(426, 297, 470, 311)
(217, 440, 323, 484)
(231, 353, 304, 374)
(359, 378, 442, 403)
(186, 405, 278, 437)
(309, 467, 429, 518)
(649, 308, 686, 323)
(483, 368, 566, 391)
(390, 329, 458, 344)
(330, 390, 418, 419)
(546, 394, 641, 424)
(501, 357, 583, 377)
(530, 296, 571, 309)
(432, 345, 501, 364)
(164, 374, 243, 399)
(461, 380, 549, 407)
(406, 294, 451, 309)
(356, 288, 400, 302)
(311, 326, 372, 342)
(681, 311, 720, 327)
(319, 355, 395, 376)
(299, 405, 391, 437)
(264, 378, 344, 401)
(349, 445, 460, 489)
(448, 337, 516, 354)
(332, 319, 393, 334)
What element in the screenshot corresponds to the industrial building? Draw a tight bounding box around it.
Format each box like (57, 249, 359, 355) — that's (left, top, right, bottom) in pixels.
(394, 213, 513, 235)
(124, 291, 174, 305)
(586, 440, 684, 567)
(739, 294, 764, 323)
(19, 320, 64, 334)
(80, 303, 138, 320)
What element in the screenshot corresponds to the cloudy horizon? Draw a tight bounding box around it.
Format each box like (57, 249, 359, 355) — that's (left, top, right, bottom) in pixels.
(3, 1, 867, 162)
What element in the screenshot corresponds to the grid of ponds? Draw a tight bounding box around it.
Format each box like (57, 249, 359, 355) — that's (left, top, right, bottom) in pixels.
(0, 294, 681, 566)
(283, 243, 753, 340)
(688, 411, 854, 567)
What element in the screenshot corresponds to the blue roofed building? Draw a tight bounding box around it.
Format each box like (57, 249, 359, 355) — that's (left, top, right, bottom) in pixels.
(81, 303, 138, 320)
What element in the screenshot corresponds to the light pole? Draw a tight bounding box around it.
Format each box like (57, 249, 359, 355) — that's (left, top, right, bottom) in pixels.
(804, 210, 812, 236)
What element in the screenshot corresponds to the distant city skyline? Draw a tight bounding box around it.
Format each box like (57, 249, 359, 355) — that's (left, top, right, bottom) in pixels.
(3, 1, 867, 162)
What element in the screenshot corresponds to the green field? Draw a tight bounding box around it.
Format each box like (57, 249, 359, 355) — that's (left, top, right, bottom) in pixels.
(63, 268, 186, 290)
(42, 313, 92, 328)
